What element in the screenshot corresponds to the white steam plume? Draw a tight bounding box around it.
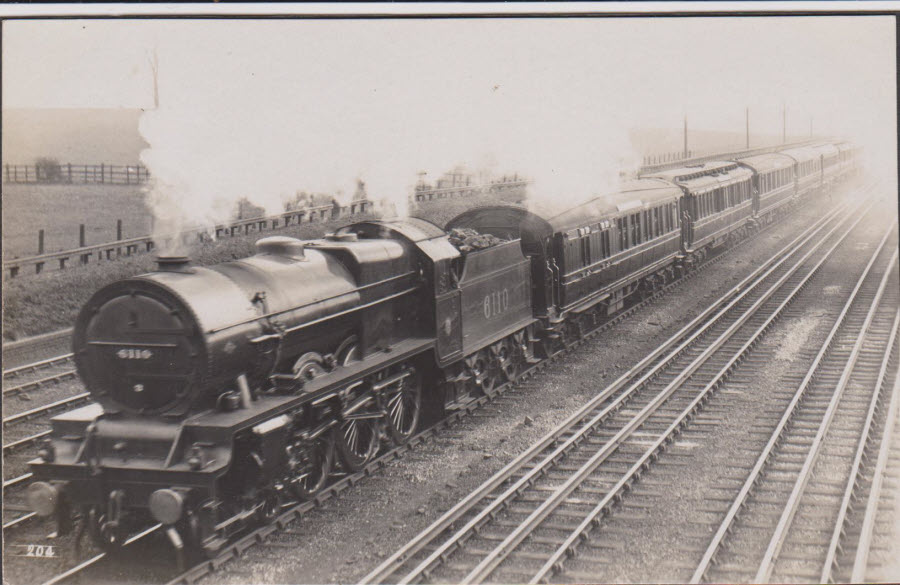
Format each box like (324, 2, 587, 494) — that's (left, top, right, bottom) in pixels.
(137, 23, 650, 254)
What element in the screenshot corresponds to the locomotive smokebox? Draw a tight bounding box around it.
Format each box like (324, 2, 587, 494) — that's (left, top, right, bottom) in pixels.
(155, 255, 192, 272)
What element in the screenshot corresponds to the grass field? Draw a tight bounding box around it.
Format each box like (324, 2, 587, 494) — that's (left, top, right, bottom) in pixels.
(2, 183, 153, 260)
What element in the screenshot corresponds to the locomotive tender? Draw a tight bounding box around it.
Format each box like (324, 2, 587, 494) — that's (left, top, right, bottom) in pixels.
(27, 140, 859, 560)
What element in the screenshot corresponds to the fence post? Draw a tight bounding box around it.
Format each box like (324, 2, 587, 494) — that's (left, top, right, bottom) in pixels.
(117, 219, 123, 241)
(100, 163, 105, 184)
(38, 230, 45, 254)
(67, 163, 72, 183)
(79, 224, 86, 248)
(126, 166, 130, 184)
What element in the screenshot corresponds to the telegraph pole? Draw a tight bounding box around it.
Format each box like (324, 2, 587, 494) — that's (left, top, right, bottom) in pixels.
(782, 104, 786, 144)
(683, 116, 688, 159)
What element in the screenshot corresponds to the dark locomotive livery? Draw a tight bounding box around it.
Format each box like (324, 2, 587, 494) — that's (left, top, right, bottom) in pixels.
(27, 140, 859, 561)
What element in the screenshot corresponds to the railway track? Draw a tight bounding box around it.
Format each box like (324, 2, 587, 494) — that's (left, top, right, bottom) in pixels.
(3, 357, 84, 532)
(2, 187, 863, 585)
(689, 229, 899, 583)
(358, 197, 880, 584)
(3, 353, 75, 381)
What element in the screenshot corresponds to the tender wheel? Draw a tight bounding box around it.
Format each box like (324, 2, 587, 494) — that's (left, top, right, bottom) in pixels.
(287, 430, 335, 501)
(384, 367, 422, 445)
(493, 340, 520, 381)
(471, 350, 499, 394)
(562, 320, 581, 347)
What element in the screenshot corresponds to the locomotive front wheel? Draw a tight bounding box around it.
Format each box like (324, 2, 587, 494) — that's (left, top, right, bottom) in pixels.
(87, 507, 124, 552)
(384, 368, 422, 445)
(336, 337, 360, 366)
(337, 416, 380, 471)
(288, 430, 335, 501)
(292, 352, 328, 380)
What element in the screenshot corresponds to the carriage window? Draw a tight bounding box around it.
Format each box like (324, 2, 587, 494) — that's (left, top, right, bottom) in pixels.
(617, 217, 627, 250)
(631, 213, 641, 244)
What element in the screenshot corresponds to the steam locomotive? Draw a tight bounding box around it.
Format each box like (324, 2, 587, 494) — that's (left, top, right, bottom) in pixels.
(26, 140, 859, 561)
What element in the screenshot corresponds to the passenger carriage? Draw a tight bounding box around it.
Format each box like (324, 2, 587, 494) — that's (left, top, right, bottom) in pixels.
(643, 161, 754, 256)
(780, 144, 824, 197)
(810, 142, 842, 189)
(542, 179, 683, 316)
(735, 152, 797, 224)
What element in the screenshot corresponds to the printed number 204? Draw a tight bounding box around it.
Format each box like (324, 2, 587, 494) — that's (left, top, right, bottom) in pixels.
(483, 289, 510, 319)
(25, 544, 55, 558)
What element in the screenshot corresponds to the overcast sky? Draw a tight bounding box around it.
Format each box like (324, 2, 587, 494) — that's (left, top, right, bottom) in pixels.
(2, 16, 896, 224)
(4, 17, 894, 132)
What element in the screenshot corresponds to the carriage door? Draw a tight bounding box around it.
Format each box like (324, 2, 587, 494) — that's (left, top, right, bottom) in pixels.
(679, 196, 694, 251)
(751, 174, 760, 216)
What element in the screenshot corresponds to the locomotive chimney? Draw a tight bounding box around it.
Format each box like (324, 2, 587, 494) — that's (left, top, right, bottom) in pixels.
(155, 255, 192, 273)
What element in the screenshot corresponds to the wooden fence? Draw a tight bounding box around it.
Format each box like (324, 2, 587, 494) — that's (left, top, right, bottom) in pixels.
(4, 163, 150, 185)
(3, 201, 372, 279)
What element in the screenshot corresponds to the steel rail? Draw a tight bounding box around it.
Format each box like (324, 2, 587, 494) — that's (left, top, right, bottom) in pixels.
(3, 369, 79, 397)
(4, 472, 34, 490)
(168, 190, 829, 585)
(821, 309, 900, 584)
(360, 201, 851, 585)
(850, 341, 900, 581)
(689, 221, 896, 584)
(38, 523, 162, 585)
(3, 353, 74, 379)
(3, 512, 36, 531)
(3, 430, 51, 454)
(485, 197, 876, 585)
(2, 392, 91, 426)
(754, 244, 898, 583)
